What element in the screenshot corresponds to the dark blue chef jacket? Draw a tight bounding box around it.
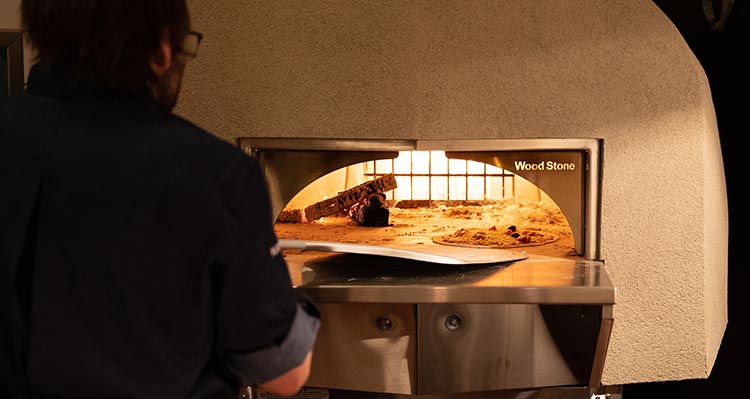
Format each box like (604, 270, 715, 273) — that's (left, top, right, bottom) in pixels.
(0, 62, 319, 398)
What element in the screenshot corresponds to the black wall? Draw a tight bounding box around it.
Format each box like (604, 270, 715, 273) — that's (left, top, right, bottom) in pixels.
(626, 1, 748, 397)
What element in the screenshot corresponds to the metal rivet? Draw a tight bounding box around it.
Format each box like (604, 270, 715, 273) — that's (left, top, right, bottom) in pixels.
(376, 314, 393, 331)
(445, 314, 463, 331)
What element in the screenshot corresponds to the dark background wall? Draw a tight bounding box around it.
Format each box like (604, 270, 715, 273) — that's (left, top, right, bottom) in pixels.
(627, 1, 747, 397)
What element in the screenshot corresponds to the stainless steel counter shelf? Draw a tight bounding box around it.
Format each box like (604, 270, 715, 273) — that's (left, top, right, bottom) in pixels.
(292, 252, 615, 306)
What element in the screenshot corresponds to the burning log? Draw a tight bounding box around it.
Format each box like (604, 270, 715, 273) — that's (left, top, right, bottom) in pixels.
(303, 174, 397, 222)
(277, 208, 304, 223)
(349, 192, 390, 227)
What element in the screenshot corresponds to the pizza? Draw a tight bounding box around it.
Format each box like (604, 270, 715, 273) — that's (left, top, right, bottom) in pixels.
(432, 224, 558, 248)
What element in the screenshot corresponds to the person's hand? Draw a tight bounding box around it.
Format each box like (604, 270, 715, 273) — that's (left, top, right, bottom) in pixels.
(256, 351, 313, 396)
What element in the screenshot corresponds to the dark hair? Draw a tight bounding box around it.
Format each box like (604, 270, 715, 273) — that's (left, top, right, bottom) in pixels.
(21, 0, 191, 93)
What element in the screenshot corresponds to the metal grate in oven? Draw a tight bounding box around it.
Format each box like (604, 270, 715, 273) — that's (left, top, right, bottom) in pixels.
(364, 151, 516, 202)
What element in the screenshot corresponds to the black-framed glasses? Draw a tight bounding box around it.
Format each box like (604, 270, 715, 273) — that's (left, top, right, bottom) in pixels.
(180, 31, 203, 58)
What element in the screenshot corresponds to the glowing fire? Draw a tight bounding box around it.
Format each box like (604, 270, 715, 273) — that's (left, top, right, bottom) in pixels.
(365, 151, 511, 201)
(282, 150, 547, 214)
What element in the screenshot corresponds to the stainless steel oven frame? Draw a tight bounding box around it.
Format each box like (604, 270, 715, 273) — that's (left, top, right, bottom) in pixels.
(239, 138, 615, 398)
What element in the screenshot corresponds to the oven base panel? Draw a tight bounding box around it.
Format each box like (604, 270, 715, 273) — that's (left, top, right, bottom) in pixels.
(306, 303, 608, 395)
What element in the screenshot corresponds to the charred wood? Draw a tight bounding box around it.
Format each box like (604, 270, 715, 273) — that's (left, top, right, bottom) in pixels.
(304, 173, 397, 221)
(349, 192, 390, 227)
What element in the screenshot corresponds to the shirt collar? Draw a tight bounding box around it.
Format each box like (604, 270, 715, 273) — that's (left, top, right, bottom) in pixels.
(25, 61, 147, 102)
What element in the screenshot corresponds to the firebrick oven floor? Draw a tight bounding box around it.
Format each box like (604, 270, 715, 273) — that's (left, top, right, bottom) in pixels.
(274, 198, 577, 260)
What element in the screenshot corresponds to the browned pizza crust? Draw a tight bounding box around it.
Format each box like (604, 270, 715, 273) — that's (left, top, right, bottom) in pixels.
(432, 225, 558, 248)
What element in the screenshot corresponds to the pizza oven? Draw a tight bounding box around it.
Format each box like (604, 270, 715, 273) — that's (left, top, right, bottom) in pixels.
(240, 138, 616, 399)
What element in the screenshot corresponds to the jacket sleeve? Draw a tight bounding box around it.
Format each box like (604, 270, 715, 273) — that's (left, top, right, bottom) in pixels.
(213, 154, 320, 385)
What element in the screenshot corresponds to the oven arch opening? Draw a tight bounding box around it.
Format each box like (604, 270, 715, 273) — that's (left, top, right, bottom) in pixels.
(274, 150, 579, 260)
(241, 138, 602, 261)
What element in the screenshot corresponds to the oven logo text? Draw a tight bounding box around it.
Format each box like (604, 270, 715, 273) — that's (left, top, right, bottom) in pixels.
(514, 160, 576, 171)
